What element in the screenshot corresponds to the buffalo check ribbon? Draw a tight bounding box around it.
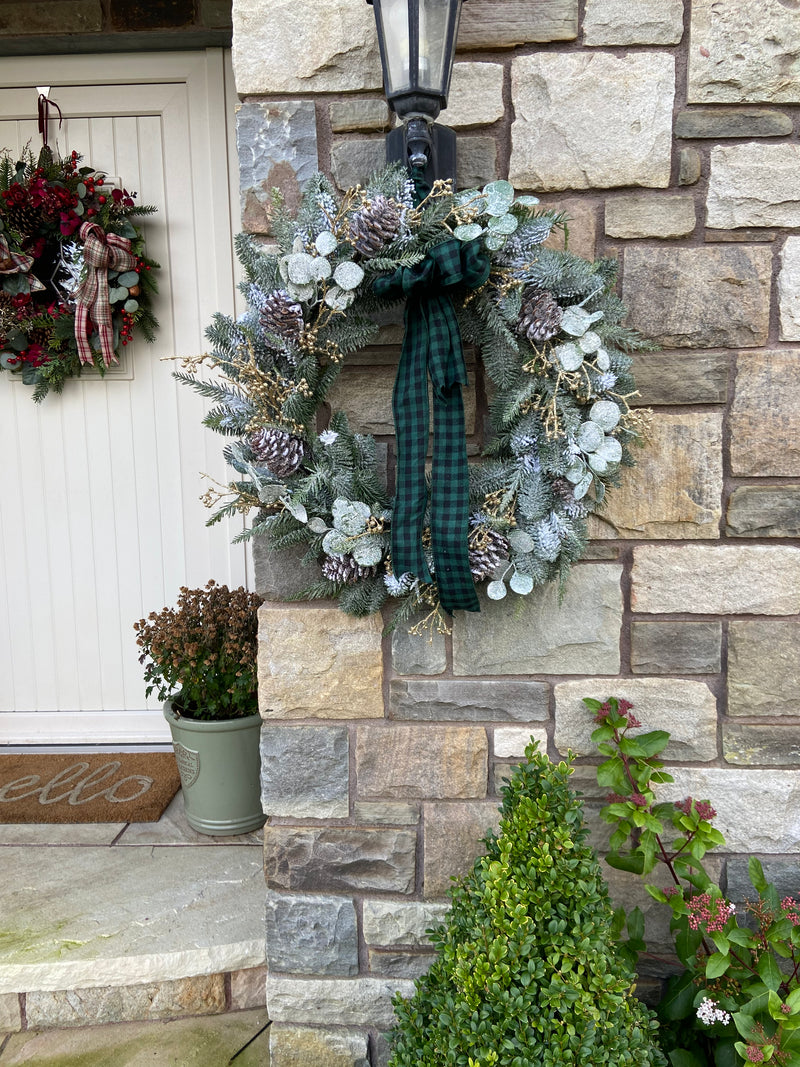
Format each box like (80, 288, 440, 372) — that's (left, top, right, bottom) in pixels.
(374, 237, 490, 615)
(73, 221, 137, 367)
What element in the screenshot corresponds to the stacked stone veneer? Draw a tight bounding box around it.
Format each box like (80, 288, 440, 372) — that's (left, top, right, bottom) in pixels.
(233, 1, 800, 1063)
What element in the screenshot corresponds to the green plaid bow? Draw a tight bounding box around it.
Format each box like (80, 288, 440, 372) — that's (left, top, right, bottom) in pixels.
(374, 237, 490, 614)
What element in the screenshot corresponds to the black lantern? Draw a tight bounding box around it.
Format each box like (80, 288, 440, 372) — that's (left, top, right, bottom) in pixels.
(367, 0, 466, 185)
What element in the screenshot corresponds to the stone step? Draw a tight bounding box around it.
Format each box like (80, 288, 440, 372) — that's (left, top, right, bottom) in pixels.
(0, 796, 267, 1033)
(0, 1007, 271, 1065)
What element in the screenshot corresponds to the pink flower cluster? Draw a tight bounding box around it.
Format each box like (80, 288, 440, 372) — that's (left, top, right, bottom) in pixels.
(686, 893, 736, 932)
(782, 897, 800, 927)
(675, 797, 717, 822)
(594, 697, 642, 728)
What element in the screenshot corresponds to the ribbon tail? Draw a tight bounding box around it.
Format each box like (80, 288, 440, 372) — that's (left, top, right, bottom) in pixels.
(97, 324, 118, 368)
(74, 303, 94, 365)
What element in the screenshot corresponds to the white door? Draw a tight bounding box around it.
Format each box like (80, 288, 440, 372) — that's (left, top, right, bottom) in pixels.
(0, 51, 247, 745)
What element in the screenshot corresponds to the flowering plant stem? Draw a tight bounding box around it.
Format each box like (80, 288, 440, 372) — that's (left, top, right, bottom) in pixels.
(584, 696, 800, 1067)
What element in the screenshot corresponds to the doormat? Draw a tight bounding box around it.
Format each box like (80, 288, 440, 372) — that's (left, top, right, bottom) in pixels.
(0, 752, 181, 823)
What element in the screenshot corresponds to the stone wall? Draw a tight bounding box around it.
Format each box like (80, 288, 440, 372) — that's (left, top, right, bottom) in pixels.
(233, 1, 800, 1063)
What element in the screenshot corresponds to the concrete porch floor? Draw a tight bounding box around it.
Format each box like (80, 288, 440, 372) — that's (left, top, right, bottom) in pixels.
(0, 792, 268, 1064)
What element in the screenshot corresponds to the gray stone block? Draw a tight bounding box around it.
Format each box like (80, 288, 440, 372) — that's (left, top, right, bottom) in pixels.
(729, 620, 800, 718)
(389, 679, 549, 722)
(391, 623, 447, 676)
(265, 893, 358, 976)
(452, 565, 622, 676)
(676, 108, 793, 139)
(632, 352, 729, 406)
(605, 195, 696, 239)
(457, 136, 498, 189)
(726, 859, 800, 904)
(678, 148, 702, 186)
(261, 726, 349, 819)
(459, 0, 578, 48)
(368, 949, 436, 980)
(236, 100, 318, 232)
(266, 975, 414, 1028)
(330, 99, 390, 133)
(623, 246, 772, 350)
(252, 536, 318, 601)
(265, 826, 417, 894)
(423, 800, 500, 898)
(724, 723, 800, 767)
(727, 487, 800, 538)
(631, 621, 722, 675)
(731, 350, 800, 476)
(330, 140, 387, 191)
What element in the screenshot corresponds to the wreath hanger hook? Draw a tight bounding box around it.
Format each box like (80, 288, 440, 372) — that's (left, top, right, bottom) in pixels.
(36, 86, 63, 151)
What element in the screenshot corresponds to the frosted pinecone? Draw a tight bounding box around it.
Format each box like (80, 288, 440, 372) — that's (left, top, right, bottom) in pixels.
(384, 570, 415, 597)
(322, 553, 377, 585)
(250, 427, 305, 479)
(349, 196, 403, 257)
(468, 524, 511, 581)
(260, 289, 304, 342)
(518, 289, 563, 344)
(552, 477, 589, 519)
(595, 371, 618, 393)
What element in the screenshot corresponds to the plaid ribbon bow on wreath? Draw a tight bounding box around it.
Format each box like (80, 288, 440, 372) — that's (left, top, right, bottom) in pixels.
(374, 236, 491, 615)
(73, 220, 138, 367)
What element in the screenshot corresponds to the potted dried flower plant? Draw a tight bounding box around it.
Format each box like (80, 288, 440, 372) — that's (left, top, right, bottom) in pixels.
(134, 581, 266, 836)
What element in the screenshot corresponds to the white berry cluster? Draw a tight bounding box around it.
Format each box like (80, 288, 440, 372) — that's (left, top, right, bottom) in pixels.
(696, 998, 731, 1026)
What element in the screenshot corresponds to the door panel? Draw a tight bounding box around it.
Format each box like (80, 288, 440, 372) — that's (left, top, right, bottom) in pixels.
(0, 51, 246, 743)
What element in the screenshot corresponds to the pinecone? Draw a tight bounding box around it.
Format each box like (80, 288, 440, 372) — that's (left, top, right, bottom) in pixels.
(551, 477, 588, 519)
(260, 289, 304, 342)
(322, 553, 377, 585)
(250, 427, 305, 479)
(518, 289, 563, 344)
(348, 195, 403, 258)
(468, 526, 511, 581)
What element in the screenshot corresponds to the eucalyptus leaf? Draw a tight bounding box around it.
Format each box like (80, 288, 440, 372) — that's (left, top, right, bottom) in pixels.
(594, 436, 623, 464)
(315, 231, 338, 256)
(587, 452, 609, 475)
(287, 281, 316, 303)
(488, 213, 518, 235)
(596, 348, 611, 371)
(578, 330, 602, 354)
(486, 580, 508, 600)
(109, 286, 128, 302)
(565, 460, 587, 485)
(0, 351, 19, 369)
(283, 497, 308, 523)
(590, 399, 621, 431)
(124, 299, 139, 312)
(324, 285, 355, 311)
(352, 536, 383, 567)
(574, 471, 594, 500)
(561, 305, 604, 337)
(508, 529, 535, 554)
(117, 270, 139, 288)
(287, 252, 317, 284)
(509, 572, 534, 595)
(514, 195, 540, 208)
(332, 497, 371, 535)
(257, 483, 285, 505)
(333, 261, 365, 291)
(323, 529, 351, 555)
(310, 256, 332, 281)
(483, 180, 515, 216)
(454, 223, 484, 242)
(577, 421, 604, 453)
(554, 343, 583, 372)
(308, 517, 329, 534)
(484, 232, 507, 251)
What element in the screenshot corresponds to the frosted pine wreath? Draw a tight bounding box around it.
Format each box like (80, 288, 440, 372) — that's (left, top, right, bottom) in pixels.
(178, 167, 651, 634)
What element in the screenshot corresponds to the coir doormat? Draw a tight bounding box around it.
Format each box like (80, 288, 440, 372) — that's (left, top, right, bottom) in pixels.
(0, 752, 181, 823)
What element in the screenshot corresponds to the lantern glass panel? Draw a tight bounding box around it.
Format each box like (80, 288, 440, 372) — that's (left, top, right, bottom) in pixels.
(418, 0, 456, 95)
(377, 0, 412, 95)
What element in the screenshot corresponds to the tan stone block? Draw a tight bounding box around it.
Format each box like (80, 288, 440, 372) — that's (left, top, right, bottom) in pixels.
(728, 620, 800, 718)
(631, 545, 800, 615)
(441, 63, 505, 129)
(459, 0, 578, 48)
(623, 246, 771, 349)
(423, 800, 500, 898)
(688, 0, 800, 104)
(730, 350, 800, 476)
(779, 238, 800, 342)
(509, 53, 674, 191)
(605, 194, 696, 239)
(25, 975, 226, 1028)
(329, 99, 390, 134)
(267, 975, 413, 1028)
(0, 992, 21, 1032)
(583, 0, 684, 45)
(708, 144, 800, 229)
(230, 966, 267, 1010)
(554, 678, 718, 762)
(590, 412, 722, 539)
(259, 606, 383, 719)
(356, 725, 488, 799)
(540, 197, 598, 261)
(233, 0, 382, 95)
(269, 1024, 369, 1067)
(493, 727, 548, 758)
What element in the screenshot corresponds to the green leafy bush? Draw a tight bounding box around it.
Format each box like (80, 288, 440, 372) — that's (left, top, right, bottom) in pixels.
(388, 743, 665, 1067)
(584, 696, 800, 1067)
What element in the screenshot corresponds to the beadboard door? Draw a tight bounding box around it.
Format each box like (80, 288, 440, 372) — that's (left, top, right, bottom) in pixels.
(0, 51, 247, 744)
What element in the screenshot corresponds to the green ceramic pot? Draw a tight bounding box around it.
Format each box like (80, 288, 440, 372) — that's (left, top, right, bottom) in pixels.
(163, 702, 266, 836)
